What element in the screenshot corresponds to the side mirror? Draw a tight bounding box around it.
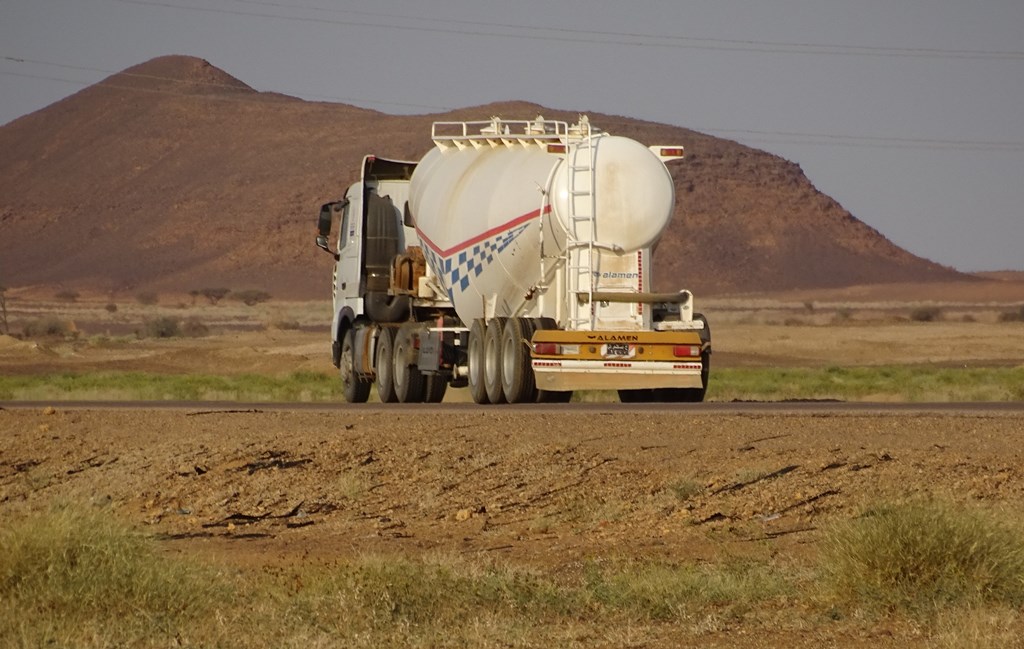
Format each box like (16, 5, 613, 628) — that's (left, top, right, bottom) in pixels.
(403, 201, 416, 228)
(316, 202, 341, 260)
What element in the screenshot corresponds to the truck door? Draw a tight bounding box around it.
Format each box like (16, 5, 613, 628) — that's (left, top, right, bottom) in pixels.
(335, 187, 363, 307)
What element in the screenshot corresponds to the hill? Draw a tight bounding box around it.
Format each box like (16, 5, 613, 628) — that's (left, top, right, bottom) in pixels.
(0, 55, 967, 299)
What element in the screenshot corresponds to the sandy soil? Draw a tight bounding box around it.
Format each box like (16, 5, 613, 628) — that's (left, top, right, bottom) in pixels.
(3, 299, 1024, 645)
(3, 406, 1023, 573)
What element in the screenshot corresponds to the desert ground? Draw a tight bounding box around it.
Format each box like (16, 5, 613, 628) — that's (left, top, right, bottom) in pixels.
(2, 286, 1024, 647)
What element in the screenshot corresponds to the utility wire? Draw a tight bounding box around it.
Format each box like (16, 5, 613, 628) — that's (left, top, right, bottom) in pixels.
(3, 55, 1022, 152)
(708, 133, 1024, 152)
(697, 126, 1024, 152)
(234, 0, 1024, 61)
(0, 56, 453, 111)
(110, 0, 1024, 60)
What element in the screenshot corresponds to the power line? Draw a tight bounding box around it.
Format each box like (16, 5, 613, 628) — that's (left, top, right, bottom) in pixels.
(236, 0, 1024, 61)
(110, 0, 1024, 60)
(3, 55, 1022, 152)
(711, 134, 1024, 153)
(0, 56, 453, 111)
(697, 126, 1024, 152)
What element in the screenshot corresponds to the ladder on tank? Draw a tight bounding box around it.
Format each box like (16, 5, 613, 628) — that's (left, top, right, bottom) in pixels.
(563, 118, 599, 330)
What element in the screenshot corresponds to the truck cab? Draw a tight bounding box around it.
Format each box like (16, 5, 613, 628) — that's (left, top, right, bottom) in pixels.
(317, 156, 419, 362)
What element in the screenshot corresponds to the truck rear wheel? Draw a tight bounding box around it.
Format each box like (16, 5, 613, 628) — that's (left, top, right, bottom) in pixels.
(375, 327, 398, 403)
(618, 389, 656, 403)
(393, 324, 425, 403)
(484, 317, 508, 404)
(340, 327, 371, 403)
(536, 390, 573, 403)
(501, 317, 537, 404)
(468, 319, 489, 404)
(676, 349, 710, 402)
(423, 373, 448, 403)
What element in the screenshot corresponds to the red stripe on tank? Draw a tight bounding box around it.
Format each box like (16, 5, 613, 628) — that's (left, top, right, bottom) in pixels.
(416, 205, 550, 257)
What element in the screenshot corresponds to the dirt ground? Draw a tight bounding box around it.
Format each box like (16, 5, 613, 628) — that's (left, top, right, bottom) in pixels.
(3, 405, 1024, 572)
(3, 297, 1024, 646)
(3, 307, 1024, 568)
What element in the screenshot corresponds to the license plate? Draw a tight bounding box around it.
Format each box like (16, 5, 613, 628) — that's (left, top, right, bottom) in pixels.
(603, 343, 633, 358)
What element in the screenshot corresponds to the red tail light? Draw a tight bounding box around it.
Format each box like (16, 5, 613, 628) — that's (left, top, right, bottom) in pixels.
(533, 342, 559, 355)
(672, 345, 700, 358)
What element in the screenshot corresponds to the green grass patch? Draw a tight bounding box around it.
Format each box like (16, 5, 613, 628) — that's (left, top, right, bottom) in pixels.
(0, 370, 342, 402)
(2, 365, 1022, 403)
(1, 505, 793, 647)
(5, 502, 1024, 646)
(0, 505, 228, 647)
(583, 559, 791, 621)
(709, 365, 1024, 402)
(819, 501, 1024, 613)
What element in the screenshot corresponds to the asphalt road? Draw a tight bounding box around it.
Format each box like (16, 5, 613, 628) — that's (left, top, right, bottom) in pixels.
(3, 400, 1023, 414)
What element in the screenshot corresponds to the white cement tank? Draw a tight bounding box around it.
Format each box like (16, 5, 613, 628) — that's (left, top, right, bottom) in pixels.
(408, 118, 678, 323)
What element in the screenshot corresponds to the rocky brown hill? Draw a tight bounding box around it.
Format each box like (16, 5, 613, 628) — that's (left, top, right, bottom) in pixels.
(0, 55, 965, 299)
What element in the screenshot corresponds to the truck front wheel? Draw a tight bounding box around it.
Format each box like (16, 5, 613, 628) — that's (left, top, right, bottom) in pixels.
(340, 327, 371, 403)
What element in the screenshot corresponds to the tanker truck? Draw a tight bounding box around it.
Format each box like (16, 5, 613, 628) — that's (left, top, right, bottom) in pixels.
(315, 116, 710, 404)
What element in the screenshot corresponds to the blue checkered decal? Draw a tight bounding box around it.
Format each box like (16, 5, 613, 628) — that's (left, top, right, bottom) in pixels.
(422, 223, 531, 300)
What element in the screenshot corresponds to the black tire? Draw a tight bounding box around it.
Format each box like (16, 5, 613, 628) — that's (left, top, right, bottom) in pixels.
(618, 389, 657, 403)
(340, 327, 371, 403)
(537, 389, 573, 403)
(484, 317, 508, 404)
(375, 327, 398, 403)
(655, 388, 690, 402)
(422, 373, 448, 403)
(620, 349, 709, 403)
(501, 317, 537, 404)
(393, 323, 425, 403)
(678, 349, 710, 402)
(364, 292, 410, 323)
(684, 314, 711, 402)
(468, 319, 489, 404)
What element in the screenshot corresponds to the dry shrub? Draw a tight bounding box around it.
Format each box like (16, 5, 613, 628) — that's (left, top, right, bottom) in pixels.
(0, 506, 223, 646)
(931, 606, 1024, 649)
(22, 317, 72, 338)
(910, 306, 942, 322)
(820, 500, 1024, 612)
(669, 479, 705, 501)
(833, 308, 853, 322)
(142, 316, 180, 338)
(198, 287, 231, 304)
(181, 316, 209, 337)
(998, 306, 1024, 322)
(233, 289, 271, 306)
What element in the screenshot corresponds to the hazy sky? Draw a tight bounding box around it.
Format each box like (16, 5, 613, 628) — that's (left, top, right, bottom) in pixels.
(2, 0, 1022, 272)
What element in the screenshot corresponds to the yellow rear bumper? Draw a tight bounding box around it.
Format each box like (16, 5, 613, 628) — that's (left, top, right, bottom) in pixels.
(530, 329, 706, 391)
